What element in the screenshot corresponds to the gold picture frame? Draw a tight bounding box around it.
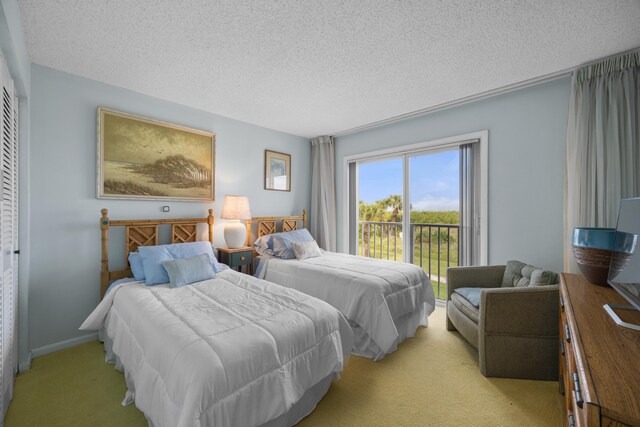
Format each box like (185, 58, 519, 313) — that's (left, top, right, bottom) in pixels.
(264, 150, 291, 192)
(97, 108, 215, 201)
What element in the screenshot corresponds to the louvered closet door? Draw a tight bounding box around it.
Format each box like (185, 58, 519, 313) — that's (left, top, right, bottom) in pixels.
(0, 51, 18, 421)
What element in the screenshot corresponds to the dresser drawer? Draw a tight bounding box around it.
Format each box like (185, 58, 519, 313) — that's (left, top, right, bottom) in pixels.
(559, 273, 640, 426)
(227, 251, 252, 266)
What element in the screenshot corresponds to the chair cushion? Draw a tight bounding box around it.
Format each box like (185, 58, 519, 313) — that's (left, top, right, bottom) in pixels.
(454, 287, 482, 307)
(501, 260, 558, 288)
(450, 292, 479, 324)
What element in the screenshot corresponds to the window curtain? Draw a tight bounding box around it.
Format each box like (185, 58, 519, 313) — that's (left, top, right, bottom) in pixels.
(311, 135, 337, 251)
(459, 141, 480, 266)
(564, 51, 640, 271)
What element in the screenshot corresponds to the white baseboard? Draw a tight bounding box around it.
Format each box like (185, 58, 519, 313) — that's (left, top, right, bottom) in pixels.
(18, 352, 32, 372)
(31, 333, 98, 359)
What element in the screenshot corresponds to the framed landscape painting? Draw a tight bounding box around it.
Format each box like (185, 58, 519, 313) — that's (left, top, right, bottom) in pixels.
(97, 108, 215, 201)
(264, 150, 291, 191)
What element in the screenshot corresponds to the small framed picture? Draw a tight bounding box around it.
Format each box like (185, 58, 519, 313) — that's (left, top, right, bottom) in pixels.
(264, 150, 291, 192)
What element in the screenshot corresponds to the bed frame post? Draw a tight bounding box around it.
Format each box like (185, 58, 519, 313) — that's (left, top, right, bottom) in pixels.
(207, 208, 214, 243)
(245, 219, 252, 247)
(100, 208, 110, 299)
(303, 209, 307, 229)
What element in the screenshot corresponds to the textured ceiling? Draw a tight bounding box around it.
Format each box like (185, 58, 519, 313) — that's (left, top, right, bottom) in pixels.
(19, 0, 640, 138)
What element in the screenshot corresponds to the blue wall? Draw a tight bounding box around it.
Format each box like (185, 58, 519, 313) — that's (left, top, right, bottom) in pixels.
(336, 77, 571, 273)
(28, 64, 310, 356)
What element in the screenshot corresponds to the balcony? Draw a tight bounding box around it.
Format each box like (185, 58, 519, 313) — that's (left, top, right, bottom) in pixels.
(358, 221, 460, 300)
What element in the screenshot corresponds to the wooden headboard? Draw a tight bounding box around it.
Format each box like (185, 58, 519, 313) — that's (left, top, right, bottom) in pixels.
(99, 208, 214, 298)
(246, 209, 307, 246)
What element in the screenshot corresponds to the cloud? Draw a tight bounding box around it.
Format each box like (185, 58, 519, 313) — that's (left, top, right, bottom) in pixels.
(412, 195, 459, 211)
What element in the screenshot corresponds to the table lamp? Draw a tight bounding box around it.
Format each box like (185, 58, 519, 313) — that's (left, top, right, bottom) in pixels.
(220, 195, 251, 248)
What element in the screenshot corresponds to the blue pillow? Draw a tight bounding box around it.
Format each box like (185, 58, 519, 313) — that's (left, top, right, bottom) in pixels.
(253, 234, 276, 256)
(139, 241, 216, 285)
(272, 229, 315, 259)
(161, 254, 216, 288)
(128, 252, 145, 281)
(454, 287, 483, 308)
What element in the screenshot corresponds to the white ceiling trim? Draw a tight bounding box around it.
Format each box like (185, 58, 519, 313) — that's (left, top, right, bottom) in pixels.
(334, 46, 640, 137)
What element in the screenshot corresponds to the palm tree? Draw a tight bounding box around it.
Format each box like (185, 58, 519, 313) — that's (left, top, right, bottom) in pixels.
(359, 200, 385, 257)
(359, 195, 403, 258)
(378, 195, 402, 258)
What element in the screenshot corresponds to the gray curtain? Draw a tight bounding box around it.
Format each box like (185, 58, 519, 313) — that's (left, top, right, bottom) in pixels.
(564, 51, 640, 271)
(459, 141, 480, 266)
(311, 135, 337, 251)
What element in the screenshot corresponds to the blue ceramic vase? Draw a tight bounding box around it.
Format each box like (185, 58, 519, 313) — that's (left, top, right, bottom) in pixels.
(572, 227, 636, 286)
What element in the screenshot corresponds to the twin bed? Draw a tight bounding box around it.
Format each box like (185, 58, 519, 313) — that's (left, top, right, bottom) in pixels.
(82, 209, 435, 427)
(250, 212, 436, 361)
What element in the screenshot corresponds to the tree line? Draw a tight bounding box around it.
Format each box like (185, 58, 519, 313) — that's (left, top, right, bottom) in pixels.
(358, 195, 459, 257)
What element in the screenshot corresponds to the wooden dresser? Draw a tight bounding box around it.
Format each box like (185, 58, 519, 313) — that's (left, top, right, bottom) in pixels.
(559, 273, 640, 427)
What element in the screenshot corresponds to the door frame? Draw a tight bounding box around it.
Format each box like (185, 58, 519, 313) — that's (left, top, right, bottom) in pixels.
(342, 130, 489, 265)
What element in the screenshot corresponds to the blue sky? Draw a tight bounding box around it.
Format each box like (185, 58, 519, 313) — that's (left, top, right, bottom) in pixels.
(359, 149, 459, 211)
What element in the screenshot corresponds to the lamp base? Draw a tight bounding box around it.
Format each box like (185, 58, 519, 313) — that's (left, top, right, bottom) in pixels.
(224, 221, 247, 249)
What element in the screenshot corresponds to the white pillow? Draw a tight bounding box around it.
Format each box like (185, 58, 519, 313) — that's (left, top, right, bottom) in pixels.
(290, 240, 322, 260)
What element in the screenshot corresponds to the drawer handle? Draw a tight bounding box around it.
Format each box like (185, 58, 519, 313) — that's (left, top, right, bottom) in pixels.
(560, 339, 565, 356)
(565, 324, 571, 343)
(559, 375, 565, 396)
(572, 371, 584, 408)
(560, 296, 565, 310)
(569, 414, 575, 427)
(240, 256, 246, 261)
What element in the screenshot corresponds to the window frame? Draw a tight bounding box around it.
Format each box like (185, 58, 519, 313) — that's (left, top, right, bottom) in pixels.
(342, 130, 489, 265)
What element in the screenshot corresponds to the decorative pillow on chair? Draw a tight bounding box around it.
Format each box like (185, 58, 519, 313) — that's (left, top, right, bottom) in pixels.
(291, 240, 322, 260)
(272, 229, 315, 259)
(453, 287, 482, 307)
(501, 260, 558, 287)
(161, 254, 216, 288)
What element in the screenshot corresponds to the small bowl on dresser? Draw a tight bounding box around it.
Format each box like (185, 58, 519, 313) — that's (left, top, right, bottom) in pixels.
(572, 227, 637, 286)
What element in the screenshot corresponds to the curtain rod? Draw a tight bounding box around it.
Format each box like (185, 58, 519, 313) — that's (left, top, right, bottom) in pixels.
(332, 46, 640, 138)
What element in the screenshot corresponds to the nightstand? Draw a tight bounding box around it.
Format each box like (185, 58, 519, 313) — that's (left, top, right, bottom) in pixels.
(217, 247, 253, 274)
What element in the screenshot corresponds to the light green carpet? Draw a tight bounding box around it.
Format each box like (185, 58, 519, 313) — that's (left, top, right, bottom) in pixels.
(6, 307, 561, 426)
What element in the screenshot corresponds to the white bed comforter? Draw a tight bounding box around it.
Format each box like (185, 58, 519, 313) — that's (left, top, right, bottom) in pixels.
(256, 251, 436, 356)
(81, 269, 352, 427)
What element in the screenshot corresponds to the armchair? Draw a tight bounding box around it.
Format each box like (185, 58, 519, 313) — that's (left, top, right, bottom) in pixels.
(446, 261, 559, 380)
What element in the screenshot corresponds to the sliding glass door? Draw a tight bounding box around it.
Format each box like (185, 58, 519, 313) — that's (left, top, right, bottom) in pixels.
(347, 133, 486, 300)
(408, 149, 460, 299)
(357, 157, 403, 260)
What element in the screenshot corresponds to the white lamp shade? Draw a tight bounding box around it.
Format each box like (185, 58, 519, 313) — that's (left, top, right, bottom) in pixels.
(220, 195, 252, 220)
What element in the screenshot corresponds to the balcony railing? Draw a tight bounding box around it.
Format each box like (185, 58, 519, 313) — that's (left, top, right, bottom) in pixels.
(358, 221, 460, 300)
